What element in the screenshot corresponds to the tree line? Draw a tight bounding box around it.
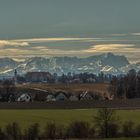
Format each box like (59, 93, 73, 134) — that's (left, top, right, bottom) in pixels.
(0, 108, 140, 140)
(110, 69, 140, 99)
(0, 80, 16, 102)
(17, 72, 112, 84)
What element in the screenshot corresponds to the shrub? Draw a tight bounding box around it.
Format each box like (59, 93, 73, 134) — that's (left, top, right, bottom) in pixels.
(122, 121, 135, 137)
(135, 124, 140, 137)
(67, 120, 90, 138)
(108, 122, 119, 138)
(23, 123, 40, 140)
(43, 122, 57, 139)
(4, 122, 21, 140)
(0, 128, 6, 140)
(88, 126, 95, 138)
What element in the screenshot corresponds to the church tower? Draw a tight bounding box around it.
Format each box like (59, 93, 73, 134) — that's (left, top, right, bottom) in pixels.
(14, 69, 17, 85)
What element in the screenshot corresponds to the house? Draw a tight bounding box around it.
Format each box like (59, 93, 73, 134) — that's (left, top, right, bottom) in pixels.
(46, 94, 56, 102)
(34, 92, 49, 102)
(8, 94, 16, 102)
(17, 94, 31, 102)
(70, 78, 82, 84)
(69, 95, 79, 101)
(80, 90, 93, 100)
(55, 92, 68, 101)
(86, 78, 96, 83)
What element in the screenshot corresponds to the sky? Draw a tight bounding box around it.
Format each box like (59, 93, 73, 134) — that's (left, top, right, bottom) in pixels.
(0, 0, 140, 62)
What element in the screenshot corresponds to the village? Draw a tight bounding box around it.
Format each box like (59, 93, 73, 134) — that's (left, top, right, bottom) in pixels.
(15, 89, 111, 103)
(2, 68, 139, 103)
(0, 69, 111, 103)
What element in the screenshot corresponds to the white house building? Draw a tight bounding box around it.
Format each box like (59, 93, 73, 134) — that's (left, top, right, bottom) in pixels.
(46, 94, 56, 102)
(17, 94, 31, 102)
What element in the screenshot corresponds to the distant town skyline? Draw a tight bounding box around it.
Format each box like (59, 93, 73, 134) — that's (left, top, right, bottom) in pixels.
(0, 0, 140, 62)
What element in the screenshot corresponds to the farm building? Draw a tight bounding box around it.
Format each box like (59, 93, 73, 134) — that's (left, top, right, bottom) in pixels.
(46, 94, 56, 102)
(80, 91, 93, 100)
(69, 95, 79, 101)
(17, 94, 32, 102)
(34, 92, 49, 102)
(55, 92, 68, 101)
(25, 72, 53, 82)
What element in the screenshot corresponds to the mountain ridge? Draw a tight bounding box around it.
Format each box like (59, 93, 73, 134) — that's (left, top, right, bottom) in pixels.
(0, 53, 137, 76)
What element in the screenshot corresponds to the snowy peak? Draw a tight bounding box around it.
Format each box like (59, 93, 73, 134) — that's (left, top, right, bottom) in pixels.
(100, 53, 129, 68)
(0, 53, 133, 76)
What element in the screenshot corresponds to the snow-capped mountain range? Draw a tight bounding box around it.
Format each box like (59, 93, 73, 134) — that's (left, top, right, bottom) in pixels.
(0, 53, 139, 76)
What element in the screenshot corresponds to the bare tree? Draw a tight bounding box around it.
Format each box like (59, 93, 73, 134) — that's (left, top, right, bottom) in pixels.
(94, 108, 119, 138)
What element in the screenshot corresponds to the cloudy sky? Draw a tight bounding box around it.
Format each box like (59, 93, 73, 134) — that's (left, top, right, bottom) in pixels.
(0, 0, 140, 62)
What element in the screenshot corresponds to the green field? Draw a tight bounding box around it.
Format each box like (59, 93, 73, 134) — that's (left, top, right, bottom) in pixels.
(94, 138, 140, 140)
(70, 138, 140, 140)
(0, 109, 140, 130)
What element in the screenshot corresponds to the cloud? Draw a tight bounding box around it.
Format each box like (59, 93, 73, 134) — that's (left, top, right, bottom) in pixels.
(0, 41, 137, 57)
(0, 37, 139, 63)
(31, 44, 137, 56)
(2, 36, 136, 48)
(84, 44, 136, 53)
(131, 33, 140, 36)
(30, 46, 49, 50)
(110, 34, 128, 36)
(13, 38, 98, 43)
(0, 40, 29, 47)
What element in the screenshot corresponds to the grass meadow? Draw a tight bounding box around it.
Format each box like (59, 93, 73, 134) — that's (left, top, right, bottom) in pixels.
(0, 109, 139, 130)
